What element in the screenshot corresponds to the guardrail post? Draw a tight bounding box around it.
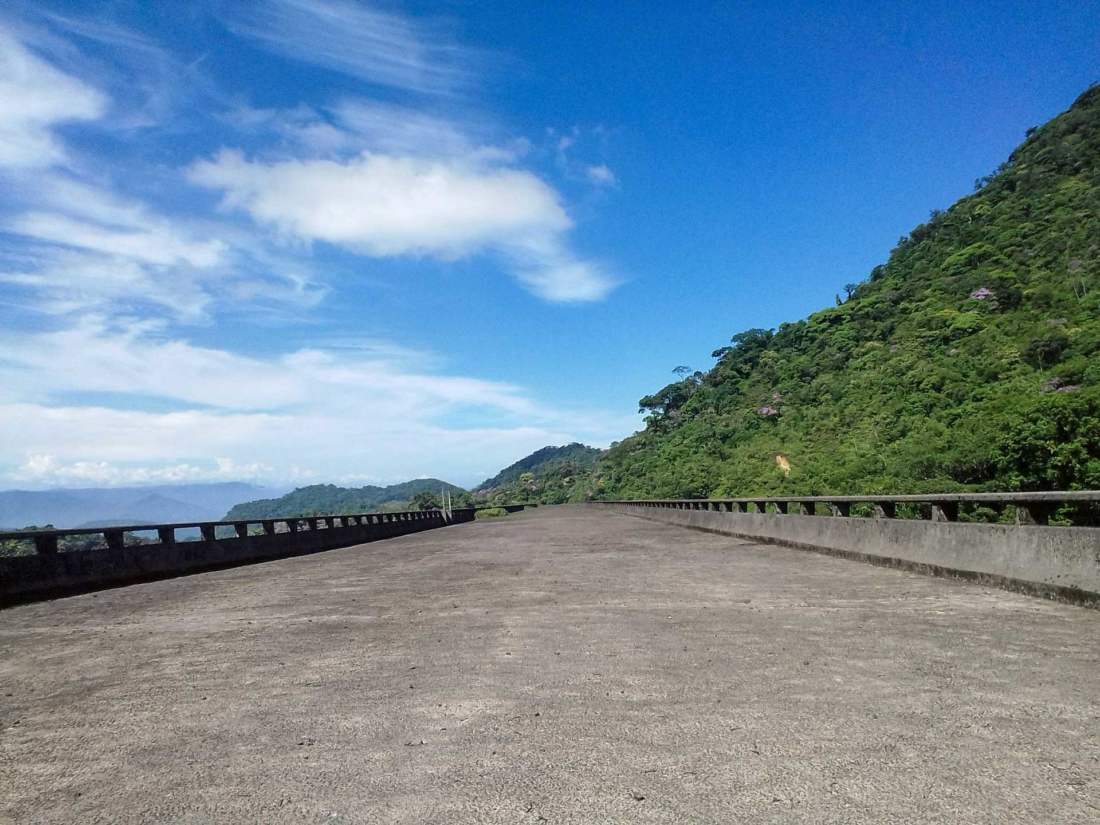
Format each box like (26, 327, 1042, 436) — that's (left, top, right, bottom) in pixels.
(931, 503, 958, 522)
(104, 529, 124, 551)
(800, 503, 815, 516)
(775, 501, 788, 514)
(34, 535, 58, 555)
(262, 520, 275, 536)
(830, 502, 851, 517)
(731, 502, 744, 513)
(873, 502, 896, 519)
(234, 522, 248, 538)
(286, 519, 299, 534)
(753, 501, 767, 514)
(157, 527, 175, 545)
(200, 524, 216, 542)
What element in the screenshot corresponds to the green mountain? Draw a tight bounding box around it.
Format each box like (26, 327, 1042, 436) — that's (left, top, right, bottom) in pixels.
(475, 443, 602, 504)
(593, 85, 1100, 503)
(224, 479, 467, 520)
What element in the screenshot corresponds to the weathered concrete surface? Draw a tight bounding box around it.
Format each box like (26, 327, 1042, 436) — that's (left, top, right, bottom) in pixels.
(1, 506, 1098, 824)
(609, 503, 1100, 605)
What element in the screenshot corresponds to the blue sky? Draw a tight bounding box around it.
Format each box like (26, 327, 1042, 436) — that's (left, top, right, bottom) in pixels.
(0, 1, 1097, 488)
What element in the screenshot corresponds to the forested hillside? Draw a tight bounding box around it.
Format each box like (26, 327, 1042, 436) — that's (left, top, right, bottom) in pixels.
(595, 85, 1100, 500)
(475, 443, 601, 504)
(225, 479, 467, 519)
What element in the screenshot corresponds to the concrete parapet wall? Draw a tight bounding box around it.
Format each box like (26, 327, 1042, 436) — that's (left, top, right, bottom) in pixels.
(0, 509, 476, 606)
(606, 504, 1100, 606)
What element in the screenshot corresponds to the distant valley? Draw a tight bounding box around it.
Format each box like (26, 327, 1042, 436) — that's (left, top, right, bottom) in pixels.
(0, 483, 285, 530)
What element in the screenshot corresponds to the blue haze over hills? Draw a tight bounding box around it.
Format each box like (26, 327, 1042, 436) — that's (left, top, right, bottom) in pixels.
(0, 483, 285, 529)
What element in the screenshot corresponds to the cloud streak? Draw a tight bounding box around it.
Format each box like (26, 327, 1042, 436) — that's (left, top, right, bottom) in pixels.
(0, 29, 105, 168)
(0, 319, 630, 486)
(0, 9, 627, 487)
(222, 0, 479, 96)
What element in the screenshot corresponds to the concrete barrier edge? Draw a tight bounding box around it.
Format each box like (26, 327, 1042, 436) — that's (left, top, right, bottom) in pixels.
(607, 504, 1100, 608)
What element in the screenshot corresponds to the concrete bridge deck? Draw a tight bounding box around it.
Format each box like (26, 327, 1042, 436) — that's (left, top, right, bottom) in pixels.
(1, 506, 1097, 823)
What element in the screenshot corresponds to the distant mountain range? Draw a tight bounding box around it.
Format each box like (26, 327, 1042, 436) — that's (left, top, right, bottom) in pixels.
(474, 443, 602, 504)
(224, 479, 467, 520)
(0, 483, 284, 530)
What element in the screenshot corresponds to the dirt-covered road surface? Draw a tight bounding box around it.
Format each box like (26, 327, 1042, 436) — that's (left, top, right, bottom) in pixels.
(2, 505, 1098, 823)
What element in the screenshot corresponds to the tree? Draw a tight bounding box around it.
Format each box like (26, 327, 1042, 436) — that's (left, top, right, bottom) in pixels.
(410, 491, 440, 511)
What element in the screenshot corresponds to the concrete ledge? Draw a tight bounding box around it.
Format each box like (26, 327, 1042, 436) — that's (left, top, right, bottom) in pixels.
(0, 510, 475, 607)
(606, 504, 1100, 607)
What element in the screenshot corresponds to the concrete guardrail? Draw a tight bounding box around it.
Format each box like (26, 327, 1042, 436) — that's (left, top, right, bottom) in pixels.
(0, 507, 499, 606)
(602, 493, 1100, 606)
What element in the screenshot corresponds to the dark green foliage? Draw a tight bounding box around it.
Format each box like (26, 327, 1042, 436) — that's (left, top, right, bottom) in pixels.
(591, 85, 1100, 499)
(474, 443, 602, 505)
(225, 479, 468, 519)
(0, 525, 53, 557)
(0, 524, 158, 557)
(410, 490, 441, 511)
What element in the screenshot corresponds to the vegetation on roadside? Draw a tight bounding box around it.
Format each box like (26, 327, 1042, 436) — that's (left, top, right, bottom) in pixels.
(588, 85, 1100, 503)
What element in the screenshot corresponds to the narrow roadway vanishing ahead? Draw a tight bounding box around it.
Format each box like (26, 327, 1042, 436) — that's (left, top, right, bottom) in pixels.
(2, 506, 1098, 823)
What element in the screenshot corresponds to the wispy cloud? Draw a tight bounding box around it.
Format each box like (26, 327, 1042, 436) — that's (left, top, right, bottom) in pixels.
(0, 29, 105, 168)
(0, 8, 627, 486)
(221, 0, 480, 96)
(14, 453, 279, 486)
(586, 163, 617, 186)
(0, 318, 629, 486)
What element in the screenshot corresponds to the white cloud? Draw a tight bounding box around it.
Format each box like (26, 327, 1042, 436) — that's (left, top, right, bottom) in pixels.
(222, 0, 477, 96)
(0, 320, 631, 488)
(0, 316, 541, 417)
(331, 99, 477, 156)
(514, 259, 615, 302)
(586, 164, 617, 186)
(0, 247, 212, 319)
(15, 453, 278, 486)
(189, 149, 568, 258)
(0, 168, 326, 320)
(189, 148, 616, 301)
(0, 28, 106, 168)
(0, 11, 631, 490)
(9, 212, 225, 268)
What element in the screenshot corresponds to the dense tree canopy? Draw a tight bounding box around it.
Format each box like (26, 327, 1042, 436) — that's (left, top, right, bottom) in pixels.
(474, 443, 602, 505)
(588, 85, 1100, 509)
(225, 480, 468, 519)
